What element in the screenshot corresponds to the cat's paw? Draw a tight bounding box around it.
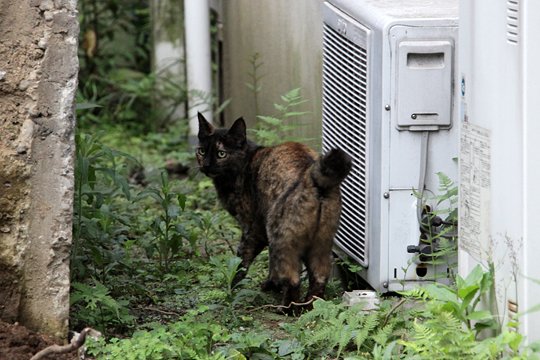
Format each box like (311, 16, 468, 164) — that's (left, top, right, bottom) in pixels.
(260, 279, 279, 293)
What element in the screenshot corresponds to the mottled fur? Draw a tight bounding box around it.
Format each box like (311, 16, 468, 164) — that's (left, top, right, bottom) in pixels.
(196, 113, 352, 310)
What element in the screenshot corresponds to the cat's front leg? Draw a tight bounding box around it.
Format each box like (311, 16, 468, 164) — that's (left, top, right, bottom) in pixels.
(232, 230, 266, 286)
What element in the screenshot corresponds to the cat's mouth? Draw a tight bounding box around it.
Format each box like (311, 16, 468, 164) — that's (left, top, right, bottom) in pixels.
(200, 167, 219, 178)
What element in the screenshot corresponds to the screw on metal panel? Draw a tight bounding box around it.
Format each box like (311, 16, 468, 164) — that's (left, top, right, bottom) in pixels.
(383, 192, 389, 199)
(382, 281, 389, 288)
(384, 104, 391, 111)
(411, 114, 417, 119)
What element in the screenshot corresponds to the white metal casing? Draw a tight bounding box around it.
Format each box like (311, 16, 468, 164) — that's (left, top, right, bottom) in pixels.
(322, 0, 459, 292)
(458, 0, 540, 341)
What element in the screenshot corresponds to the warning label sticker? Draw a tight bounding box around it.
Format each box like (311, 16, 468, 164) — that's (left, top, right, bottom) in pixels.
(459, 121, 491, 260)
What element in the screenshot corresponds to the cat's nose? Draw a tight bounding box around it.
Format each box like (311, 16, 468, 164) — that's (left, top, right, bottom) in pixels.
(203, 157, 212, 167)
(200, 164, 213, 175)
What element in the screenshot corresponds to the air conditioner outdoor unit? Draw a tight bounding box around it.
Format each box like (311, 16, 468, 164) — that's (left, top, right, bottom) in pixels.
(321, 0, 459, 292)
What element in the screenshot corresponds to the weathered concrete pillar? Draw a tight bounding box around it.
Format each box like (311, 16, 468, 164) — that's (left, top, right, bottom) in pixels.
(0, 0, 78, 339)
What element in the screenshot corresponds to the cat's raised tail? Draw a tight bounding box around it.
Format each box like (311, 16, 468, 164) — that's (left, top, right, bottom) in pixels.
(311, 149, 353, 192)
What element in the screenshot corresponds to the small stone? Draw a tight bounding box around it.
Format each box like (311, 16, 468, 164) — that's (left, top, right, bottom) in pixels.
(0, 70, 6, 80)
(16, 145, 28, 155)
(44, 11, 54, 21)
(19, 80, 30, 91)
(38, 38, 47, 49)
(39, 0, 54, 11)
(31, 48, 44, 59)
(54, 0, 74, 11)
(28, 105, 40, 117)
(1, 227, 11, 233)
(4, 182, 11, 188)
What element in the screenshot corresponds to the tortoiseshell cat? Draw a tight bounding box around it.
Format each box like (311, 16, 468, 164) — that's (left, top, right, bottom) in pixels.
(196, 113, 352, 310)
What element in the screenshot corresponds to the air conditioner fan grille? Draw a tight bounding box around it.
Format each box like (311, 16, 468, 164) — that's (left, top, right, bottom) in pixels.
(322, 23, 369, 266)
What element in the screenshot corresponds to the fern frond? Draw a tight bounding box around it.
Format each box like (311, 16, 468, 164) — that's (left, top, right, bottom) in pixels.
(399, 287, 430, 301)
(372, 323, 396, 346)
(353, 313, 378, 351)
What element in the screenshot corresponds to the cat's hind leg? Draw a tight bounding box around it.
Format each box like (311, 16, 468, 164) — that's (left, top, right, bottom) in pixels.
(304, 203, 338, 303)
(266, 239, 303, 313)
(305, 249, 333, 303)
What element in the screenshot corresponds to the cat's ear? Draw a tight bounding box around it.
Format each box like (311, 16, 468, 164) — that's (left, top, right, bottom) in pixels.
(198, 112, 214, 139)
(227, 117, 247, 145)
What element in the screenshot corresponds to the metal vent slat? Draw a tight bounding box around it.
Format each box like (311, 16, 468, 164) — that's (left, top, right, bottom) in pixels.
(322, 116, 364, 151)
(324, 31, 367, 62)
(322, 122, 367, 162)
(322, 17, 369, 266)
(323, 69, 368, 101)
(322, 115, 365, 150)
(506, 0, 519, 44)
(323, 77, 367, 111)
(323, 42, 368, 79)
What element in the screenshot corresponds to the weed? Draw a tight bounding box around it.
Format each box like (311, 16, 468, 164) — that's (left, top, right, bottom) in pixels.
(71, 279, 135, 333)
(401, 172, 459, 286)
(245, 52, 264, 117)
(250, 87, 312, 146)
(136, 171, 187, 273)
(283, 298, 415, 358)
(73, 132, 136, 283)
(86, 306, 276, 359)
(402, 264, 498, 337)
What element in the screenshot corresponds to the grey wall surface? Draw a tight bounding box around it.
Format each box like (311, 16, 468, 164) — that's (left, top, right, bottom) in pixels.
(222, 0, 324, 146)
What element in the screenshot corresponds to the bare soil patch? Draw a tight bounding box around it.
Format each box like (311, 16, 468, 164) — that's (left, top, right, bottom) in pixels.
(0, 320, 77, 360)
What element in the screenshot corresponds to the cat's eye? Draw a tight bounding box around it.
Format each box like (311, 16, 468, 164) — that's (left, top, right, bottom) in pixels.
(217, 150, 227, 159)
(196, 147, 206, 156)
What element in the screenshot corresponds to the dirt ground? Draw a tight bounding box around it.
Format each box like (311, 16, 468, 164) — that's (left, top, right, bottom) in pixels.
(0, 320, 78, 360)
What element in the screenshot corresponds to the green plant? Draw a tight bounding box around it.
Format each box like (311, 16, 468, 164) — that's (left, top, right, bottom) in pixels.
(398, 311, 484, 359)
(73, 132, 136, 283)
(396, 299, 535, 359)
(245, 52, 264, 117)
(402, 264, 498, 337)
(209, 256, 243, 298)
(188, 209, 241, 256)
(71, 279, 135, 333)
(136, 171, 187, 273)
(283, 299, 415, 359)
(208, 255, 262, 308)
(418, 172, 458, 259)
(77, 0, 193, 132)
(221, 331, 277, 359)
(87, 307, 229, 360)
(250, 87, 311, 146)
(401, 172, 459, 286)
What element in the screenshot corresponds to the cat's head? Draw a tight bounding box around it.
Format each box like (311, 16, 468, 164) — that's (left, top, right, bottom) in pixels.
(196, 112, 248, 178)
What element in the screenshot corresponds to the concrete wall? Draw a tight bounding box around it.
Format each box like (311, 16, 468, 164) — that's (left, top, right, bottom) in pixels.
(0, 0, 78, 339)
(222, 0, 324, 144)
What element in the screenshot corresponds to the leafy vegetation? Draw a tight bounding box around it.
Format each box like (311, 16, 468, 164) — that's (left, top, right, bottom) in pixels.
(73, 112, 540, 360)
(72, 0, 540, 358)
(250, 87, 312, 146)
